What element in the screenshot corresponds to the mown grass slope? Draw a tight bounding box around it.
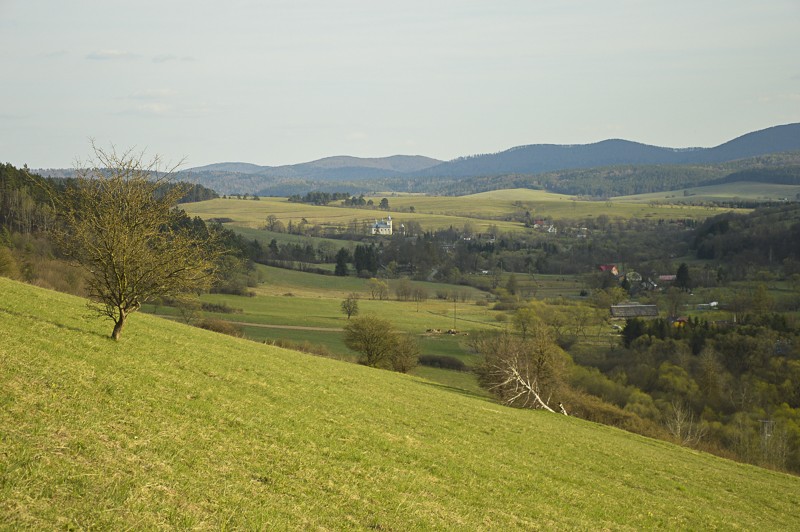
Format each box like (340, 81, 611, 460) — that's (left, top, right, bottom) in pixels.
(2, 278, 799, 529)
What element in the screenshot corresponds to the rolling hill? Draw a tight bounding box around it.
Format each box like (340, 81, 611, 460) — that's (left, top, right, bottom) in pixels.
(414, 123, 800, 178)
(35, 124, 800, 196)
(185, 155, 442, 182)
(168, 123, 800, 195)
(2, 277, 800, 528)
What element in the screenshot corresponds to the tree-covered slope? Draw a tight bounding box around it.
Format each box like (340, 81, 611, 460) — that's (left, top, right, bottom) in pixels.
(414, 123, 800, 179)
(2, 278, 799, 529)
(408, 151, 800, 197)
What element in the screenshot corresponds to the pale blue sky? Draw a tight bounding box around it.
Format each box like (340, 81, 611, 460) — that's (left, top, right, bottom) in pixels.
(1, 0, 798, 168)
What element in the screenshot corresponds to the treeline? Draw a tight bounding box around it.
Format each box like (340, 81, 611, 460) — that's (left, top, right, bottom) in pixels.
(0, 161, 255, 296)
(1, 163, 218, 237)
(172, 183, 219, 203)
(254, 202, 797, 288)
(253, 213, 696, 285)
(0, 163, 57, 235)
(692, 204, 800, 277)
(364, 152, 800, 198)
(287, 191, 350, 205)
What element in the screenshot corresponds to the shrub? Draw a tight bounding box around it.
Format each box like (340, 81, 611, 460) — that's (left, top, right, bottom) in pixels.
(559, 388, 667, 440)
(418, 355, 467, 371)
(201, 302, 243, 314)
(0, 246, 20, 279)
(196, 319, 244, 338)
(265, 338, 335, 359)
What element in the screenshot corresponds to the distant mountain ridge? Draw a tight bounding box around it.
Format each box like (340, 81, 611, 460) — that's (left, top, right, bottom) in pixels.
(413, 123, 800, 178)
(35, 123, 800, 195)
(189, 155, 442, 178)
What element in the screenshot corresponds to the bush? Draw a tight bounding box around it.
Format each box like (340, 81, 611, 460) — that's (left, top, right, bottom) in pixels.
(559, 388, 667, 440)
(196, 319, 244, 338)
(0, 246, 20, 279)
(418, 355, 467, 371)
(201, 302, 243, 314)
(264, 338, 335, 359)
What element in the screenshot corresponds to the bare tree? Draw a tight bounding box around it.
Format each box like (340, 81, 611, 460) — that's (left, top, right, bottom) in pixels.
(512, 306, 538, 340)
(394, 277, 413, 301)
(53, 144, 223, 340)
(175, 295, 202, 325)
(473, 326, 568, 413)
(664, 400, 707, 446)
(389, 333, 420, 373)
(340, 292, 360, 319)
(367, 278, 389, 300)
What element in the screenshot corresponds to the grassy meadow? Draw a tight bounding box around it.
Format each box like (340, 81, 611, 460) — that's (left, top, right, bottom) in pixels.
(614, 182, 800, 204)
(182, 188, 736, 237)
(3, 277, 800, 529)
(147, 264, 500, 379)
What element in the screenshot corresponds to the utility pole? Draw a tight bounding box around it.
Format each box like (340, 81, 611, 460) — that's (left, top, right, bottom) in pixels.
(453, 295, 457, 331)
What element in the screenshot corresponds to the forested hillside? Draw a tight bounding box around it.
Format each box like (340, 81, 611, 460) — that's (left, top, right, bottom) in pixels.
(405, 152, 800, 198)
(412, 123, 800, 179)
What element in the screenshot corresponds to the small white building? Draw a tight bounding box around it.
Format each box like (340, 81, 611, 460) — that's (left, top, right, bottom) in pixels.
(371, 216, 392, 235)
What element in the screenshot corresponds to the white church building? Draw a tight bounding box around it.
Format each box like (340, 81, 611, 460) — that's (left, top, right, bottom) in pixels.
(371, 216, 392, 235)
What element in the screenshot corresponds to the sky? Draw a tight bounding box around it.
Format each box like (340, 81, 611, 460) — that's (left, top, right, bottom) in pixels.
(1, 0, 799, 169)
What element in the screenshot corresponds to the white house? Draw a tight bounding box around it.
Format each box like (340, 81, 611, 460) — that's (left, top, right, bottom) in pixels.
(371, 216, 392, 235)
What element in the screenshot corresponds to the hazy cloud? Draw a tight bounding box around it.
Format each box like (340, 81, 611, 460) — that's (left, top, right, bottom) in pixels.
(0, 112, 28, 120)
(758, 93, 800, 103)
(129, 89, 178, 100)
(86, 50, 138, 61)
(152, 54, 195, 63)
(42, 50, 69, 59)
(118, 103, 173, 117)
(346, 132, 367, 142)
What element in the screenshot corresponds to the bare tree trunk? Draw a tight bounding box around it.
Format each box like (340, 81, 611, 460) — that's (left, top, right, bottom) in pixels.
(111, 313, 126, 341)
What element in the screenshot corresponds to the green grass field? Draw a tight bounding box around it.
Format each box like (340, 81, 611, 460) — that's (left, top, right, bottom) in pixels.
(376, 188, 738, 221)
(2, 278, 800, 529)
(183, 196, 524, 234)
(615, 182, 800, 203)
(182, 189, 734, 238)
(199, 265, 496, 332)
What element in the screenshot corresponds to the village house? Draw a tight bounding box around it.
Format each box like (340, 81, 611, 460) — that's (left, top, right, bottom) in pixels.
(598, 264, 619, 276)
